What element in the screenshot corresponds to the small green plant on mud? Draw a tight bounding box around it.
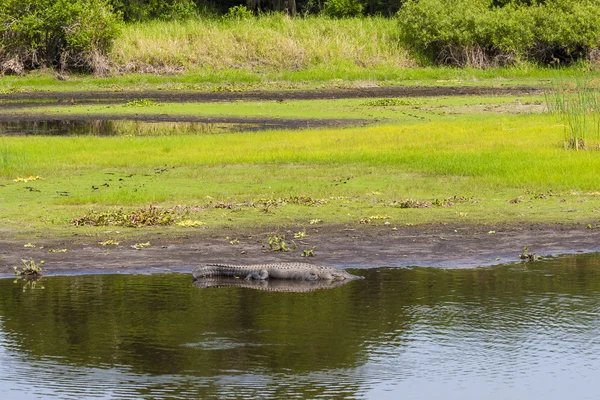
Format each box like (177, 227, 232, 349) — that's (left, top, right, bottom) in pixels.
(301, 246, 316, 257)
(13, 259, 44, 277)
(131, 242, 150, 249)
(227, 237, 240, 245)
(268, 235, 291, 252)
(519, 245, 539, 263)
(546, 78, 600, 150)
(309, 219, 323, 225)
(294, 230, 307, 239)
(23, 242, 36, 248)
(99, 239, 119, 246)
(48, 248, 68, 253)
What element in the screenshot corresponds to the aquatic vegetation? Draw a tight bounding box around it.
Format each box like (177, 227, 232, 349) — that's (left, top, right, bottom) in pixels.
(301, 246, 316, 257)
(13, 259, 44, 277)
(99, 239, 119, 246)
(131, 242, 150, 249)
(519, 245, 540, 263)
(268, 235, 291, 252)
(294, 230, 307, 239)
(546, 78, 600, 150)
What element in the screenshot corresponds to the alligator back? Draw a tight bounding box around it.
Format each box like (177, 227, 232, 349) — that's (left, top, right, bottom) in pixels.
(192, 262, 362, 281)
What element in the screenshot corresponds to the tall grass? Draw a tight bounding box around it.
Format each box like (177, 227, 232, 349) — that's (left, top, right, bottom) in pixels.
(546, 78, 600, 150)
(110, 15, 409, 74)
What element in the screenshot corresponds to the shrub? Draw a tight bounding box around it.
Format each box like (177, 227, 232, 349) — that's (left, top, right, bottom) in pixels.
(109, 0, 201, 22)
(529, 0, 600, 64)
(398, 0, 600, 67)
(223, 5, 254, 20)
(323, 0, 364, 18)
(0, 0, 122, 74)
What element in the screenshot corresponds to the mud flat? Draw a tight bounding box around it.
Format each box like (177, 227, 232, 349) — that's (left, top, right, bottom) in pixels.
(1, 224, 598, 276)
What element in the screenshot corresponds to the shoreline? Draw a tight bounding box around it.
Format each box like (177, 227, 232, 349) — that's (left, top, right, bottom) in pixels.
(1, 223, 598, 277)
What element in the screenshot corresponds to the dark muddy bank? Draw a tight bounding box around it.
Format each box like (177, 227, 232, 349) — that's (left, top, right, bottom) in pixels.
(0, 85, 541, 106)
(0, 224, 598, 276)
(0, 115, 366, 132)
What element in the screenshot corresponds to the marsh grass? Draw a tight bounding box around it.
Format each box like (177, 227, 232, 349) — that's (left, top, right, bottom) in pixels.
(546, 78, 600, 150)
(111, 15, 409, 74)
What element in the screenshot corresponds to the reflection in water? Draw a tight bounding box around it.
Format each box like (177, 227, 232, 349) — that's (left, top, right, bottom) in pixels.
(0, 254, 600, 399)
(192, 277, 354, 292)
(0, 120, 261, 136)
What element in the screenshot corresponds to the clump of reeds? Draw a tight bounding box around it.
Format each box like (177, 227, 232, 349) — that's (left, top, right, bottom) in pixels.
(545, 78, 600, 150)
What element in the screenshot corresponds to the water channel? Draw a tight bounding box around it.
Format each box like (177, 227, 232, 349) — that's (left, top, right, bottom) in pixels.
(1, 253, 599, 399)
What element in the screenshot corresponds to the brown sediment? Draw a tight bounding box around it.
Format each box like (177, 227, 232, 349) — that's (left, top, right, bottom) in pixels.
(0, 114, 367, 130)
(0, 223, 598, 276)
(0, 85, 541, 106)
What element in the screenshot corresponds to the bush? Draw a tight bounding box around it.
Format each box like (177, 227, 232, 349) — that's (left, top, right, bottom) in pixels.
(398, 0, 600, 67)
(109, 0, 201, 22)
(323, 0, 364, 18)
(223, 5, 254, 20)
(530, 0, 600, 64)
(0, 0, 122, 74)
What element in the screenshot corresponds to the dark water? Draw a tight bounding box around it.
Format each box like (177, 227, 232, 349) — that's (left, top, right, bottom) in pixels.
(1, 255, 600, 399)
(0, 120, 261, 136)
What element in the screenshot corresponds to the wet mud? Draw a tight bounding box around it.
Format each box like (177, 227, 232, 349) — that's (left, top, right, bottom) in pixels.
(0, 224, 598, 276)
(0, 85, 541, 107)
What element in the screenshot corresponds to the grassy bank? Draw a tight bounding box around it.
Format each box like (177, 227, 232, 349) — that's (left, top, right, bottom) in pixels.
(2, 97, 600, 236)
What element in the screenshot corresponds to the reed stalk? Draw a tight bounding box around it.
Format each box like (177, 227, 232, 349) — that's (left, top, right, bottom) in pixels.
(546, 77, 600, 150)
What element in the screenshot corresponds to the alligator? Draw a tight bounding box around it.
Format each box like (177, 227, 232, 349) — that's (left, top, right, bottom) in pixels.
(193, 277, 353, 292)
(192, 262, 363, 281)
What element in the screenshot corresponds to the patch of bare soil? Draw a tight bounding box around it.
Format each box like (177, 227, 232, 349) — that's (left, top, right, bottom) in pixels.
(0, 224, 598, 277)
(0, 85, 542, 106)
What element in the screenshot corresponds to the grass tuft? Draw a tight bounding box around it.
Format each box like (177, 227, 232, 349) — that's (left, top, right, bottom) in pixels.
(546, 77, 600, 150)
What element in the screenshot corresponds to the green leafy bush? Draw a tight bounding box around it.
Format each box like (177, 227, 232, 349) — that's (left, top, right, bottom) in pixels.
(0, 0, 122, 74)
(323, 0, 364, 17)
(223, 5, 254, 20)
(109, 0, 201, 22)
(398, 0, 600, 67)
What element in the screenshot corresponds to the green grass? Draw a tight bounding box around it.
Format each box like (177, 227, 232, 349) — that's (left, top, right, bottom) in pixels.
(0, 66, 595, 94)
(3, 95, 545, 123)
(1, 111, 600, 236)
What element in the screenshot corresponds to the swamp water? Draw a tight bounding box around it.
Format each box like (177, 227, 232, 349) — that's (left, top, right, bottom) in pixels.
(0, 120, 269, 137)
(1, 254, 600, 399)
